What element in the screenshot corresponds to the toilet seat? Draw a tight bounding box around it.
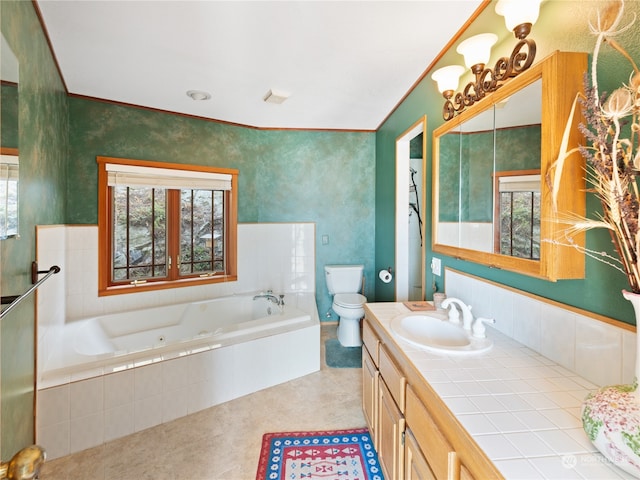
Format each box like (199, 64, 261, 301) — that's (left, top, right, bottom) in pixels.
(333, 293, 367, 309)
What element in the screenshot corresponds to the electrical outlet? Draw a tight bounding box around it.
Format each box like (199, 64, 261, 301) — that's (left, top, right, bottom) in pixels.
(431, 257, 442, 276)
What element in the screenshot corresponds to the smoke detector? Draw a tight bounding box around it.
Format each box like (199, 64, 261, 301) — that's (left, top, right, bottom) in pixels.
(263, 89, 290, 104)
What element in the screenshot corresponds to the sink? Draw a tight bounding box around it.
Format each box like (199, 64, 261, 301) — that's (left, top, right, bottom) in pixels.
(389, 313, 493, 355)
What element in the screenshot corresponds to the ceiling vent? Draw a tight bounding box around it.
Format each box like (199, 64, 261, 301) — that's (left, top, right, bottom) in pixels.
(263, 89, 290, 104)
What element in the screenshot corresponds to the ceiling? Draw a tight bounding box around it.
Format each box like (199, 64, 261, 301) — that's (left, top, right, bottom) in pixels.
(35, 1, 485, 131)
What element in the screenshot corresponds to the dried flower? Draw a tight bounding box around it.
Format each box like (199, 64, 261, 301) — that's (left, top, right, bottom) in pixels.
(553, 0, 640, 293)
(602, 87, 634, 119)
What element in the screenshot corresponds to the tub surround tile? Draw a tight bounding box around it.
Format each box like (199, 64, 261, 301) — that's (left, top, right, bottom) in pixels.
(70, 413, 103, 453)
(37, 321, 320, 459)
(104, 371, 134, 409)
(70, 377, 103, 418)
(134, 395, 163, 432)
(104, 404, 134, 442)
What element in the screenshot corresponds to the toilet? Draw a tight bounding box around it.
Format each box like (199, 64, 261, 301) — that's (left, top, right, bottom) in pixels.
(324, 265, 367, 347)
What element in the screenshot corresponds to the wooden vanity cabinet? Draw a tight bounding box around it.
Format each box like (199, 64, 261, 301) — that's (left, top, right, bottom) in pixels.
(404, 428, 436, 480)
(362, 344, 378, 445)
(405, 385, 459, 480)
(362, 319, 407, 480)
(363, 309, 503, 480)
(362, 321, 380, 445)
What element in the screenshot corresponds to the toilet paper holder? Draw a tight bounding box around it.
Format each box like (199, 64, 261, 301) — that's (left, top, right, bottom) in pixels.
(378, 267, 393, 283)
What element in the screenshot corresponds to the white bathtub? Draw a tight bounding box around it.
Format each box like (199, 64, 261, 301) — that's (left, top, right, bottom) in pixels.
(37, 291, 320, 458)
(39, 291, 319, 387)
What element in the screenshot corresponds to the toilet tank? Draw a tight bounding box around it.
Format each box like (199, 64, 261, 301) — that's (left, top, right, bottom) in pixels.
(324, 265, 364, 294)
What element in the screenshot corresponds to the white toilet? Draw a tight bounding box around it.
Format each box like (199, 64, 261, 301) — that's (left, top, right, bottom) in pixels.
(325, 265, 367, 347)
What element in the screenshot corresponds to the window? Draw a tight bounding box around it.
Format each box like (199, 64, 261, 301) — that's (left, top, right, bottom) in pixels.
(494, 171, 540, 260)
(98, 157, 238, 295)
(0, 150, 19, 239)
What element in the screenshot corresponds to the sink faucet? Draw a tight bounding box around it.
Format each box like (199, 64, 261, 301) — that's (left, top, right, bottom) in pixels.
(253, 290, 285, 307)
(440, 297, 473, 330)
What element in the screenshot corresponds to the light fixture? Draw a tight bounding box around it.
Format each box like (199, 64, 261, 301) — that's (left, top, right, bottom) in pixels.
(431, 65, 465, 99)
(456, 33, 498, 73)
(433, 0, 541, 121)
(186, 90, 211, 101)
(495, 0, 542, 39)
(263, 89, 290, 104)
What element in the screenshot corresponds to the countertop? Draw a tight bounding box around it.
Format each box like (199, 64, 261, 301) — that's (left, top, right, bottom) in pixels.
(365, 302, 634, 480)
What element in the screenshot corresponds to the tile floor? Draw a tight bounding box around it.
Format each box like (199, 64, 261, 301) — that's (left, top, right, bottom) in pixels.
(39, 324, 365, 479)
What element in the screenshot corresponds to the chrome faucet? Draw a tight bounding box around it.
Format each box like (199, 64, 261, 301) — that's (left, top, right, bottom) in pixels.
(253, 290, 285, 307)
(440, 297, 473, 330)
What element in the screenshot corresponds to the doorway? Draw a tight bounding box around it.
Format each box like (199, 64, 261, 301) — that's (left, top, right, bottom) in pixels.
(395, 116, 427, 301)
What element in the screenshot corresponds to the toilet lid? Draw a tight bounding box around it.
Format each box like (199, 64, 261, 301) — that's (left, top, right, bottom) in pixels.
(334, 293, 367, 308)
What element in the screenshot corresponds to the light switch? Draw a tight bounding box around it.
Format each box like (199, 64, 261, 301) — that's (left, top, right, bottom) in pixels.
(322, 235, 329, 245)
(431, 257, 441, 276)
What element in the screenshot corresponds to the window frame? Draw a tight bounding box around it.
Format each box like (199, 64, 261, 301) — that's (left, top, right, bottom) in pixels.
(97, 156, 238, 296)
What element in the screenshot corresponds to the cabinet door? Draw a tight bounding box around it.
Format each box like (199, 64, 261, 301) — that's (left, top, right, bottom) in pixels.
(362, 346, 378, 446)
(405, 428, 437, 480)
(378, 379, 405, 480)
(405, 385, 458, 480)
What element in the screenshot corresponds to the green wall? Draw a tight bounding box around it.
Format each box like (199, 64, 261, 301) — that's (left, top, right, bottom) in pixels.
(1, 0, 68, 459)
(67, 98, 375, 320)
(1, 83, 18, 148)
(375, 0, 640, 325)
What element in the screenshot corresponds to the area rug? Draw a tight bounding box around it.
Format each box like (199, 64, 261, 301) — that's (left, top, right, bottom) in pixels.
(256, 428, 382, 480)
(324, 338, 362, 368)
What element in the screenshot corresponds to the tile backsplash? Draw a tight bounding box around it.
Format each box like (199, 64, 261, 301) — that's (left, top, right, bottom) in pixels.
(445, 268, 636, 388)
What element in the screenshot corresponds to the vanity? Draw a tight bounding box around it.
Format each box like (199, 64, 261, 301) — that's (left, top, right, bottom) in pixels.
(362, 301, 626, 479)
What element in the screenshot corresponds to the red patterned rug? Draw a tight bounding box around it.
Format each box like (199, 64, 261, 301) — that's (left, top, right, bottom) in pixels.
(255, 428, 382, 480)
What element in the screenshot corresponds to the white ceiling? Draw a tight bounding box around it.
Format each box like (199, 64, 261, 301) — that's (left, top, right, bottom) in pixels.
(36, 1, 484, 131)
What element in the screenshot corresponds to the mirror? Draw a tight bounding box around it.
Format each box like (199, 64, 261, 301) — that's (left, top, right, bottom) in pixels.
(1, 32, 19, 239)
(432, 51, 587, 281)
(437, 81, 541, 256)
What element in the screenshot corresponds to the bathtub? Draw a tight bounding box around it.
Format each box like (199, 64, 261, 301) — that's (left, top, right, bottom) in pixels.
(37, 291, 320, 459)
(39, 291, 320, 388)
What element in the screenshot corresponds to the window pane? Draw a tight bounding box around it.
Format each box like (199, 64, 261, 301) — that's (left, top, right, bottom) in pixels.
(180, 189, 223, 275)
(112, 186, 166, 281)
(499, 191, 540, 260)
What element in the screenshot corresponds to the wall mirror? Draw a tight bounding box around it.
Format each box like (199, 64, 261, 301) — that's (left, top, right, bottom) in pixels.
(432, 51, 587, 281)
(0, 32, 19, 240)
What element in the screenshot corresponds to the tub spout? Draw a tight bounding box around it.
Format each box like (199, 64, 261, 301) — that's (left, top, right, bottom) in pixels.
(0, 445, 46, 480)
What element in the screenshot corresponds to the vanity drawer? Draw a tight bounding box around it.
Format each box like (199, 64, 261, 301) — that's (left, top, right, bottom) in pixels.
(406, 385, 457, 480)
(362, 318, 379, 366)
(379, 344, 406, 412)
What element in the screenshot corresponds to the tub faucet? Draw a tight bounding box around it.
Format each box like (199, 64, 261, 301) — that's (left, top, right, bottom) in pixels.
(253, 290, 285, 307)
(440, 297, 473, 330)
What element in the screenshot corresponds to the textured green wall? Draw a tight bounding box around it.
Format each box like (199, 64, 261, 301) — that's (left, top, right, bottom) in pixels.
(1, 83, 18, 148)
(1, 0, 68, 459)
(375, 0, 640, 325)
(67, 98, 375, 320)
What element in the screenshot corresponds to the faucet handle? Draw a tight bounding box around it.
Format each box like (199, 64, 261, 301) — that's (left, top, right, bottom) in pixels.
(279, 294, 285, 306)
(472, 317, 495, 338)
(446, 305, 460, 324)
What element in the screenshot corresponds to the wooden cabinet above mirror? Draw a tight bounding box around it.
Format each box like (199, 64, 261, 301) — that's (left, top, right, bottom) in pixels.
(432, 51, 587, 281)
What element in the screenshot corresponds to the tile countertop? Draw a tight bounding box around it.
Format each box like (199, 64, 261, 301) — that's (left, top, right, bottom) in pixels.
(365, 302, 635, 480)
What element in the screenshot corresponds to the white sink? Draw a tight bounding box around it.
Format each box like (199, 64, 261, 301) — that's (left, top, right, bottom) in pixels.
(390, 313, 493, 355)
